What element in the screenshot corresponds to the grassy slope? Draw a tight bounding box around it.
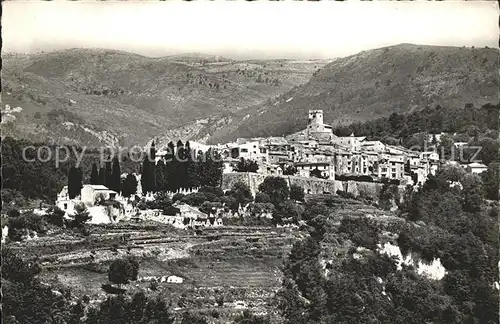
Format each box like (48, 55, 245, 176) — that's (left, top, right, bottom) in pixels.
(2, 49, 328, 146)
(207, 44, 499, 144)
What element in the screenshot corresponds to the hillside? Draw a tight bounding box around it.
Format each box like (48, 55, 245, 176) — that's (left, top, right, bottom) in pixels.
(1, 49, 329, 146)
(207, 44, 499, 144)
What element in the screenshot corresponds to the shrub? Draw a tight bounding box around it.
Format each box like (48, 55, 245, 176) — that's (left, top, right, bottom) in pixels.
(46, 206, 65, 227)
(181, 192, 208, 206)
(199, 186, 224, 197)
(290, 184, 305, 202)
(172, 193, 185, 202)
(258, 177, 289, 206)
(255, 192, 271, 203)
(108, 257, 139, 286)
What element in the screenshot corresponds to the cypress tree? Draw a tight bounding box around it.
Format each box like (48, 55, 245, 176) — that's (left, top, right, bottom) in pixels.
(156, 159, 167, 192)
(68, 167, 76, 199)
(177, 140, 187, 190)
(122, 173, 138, 198)
(110, 156, 121, 193)
(150, 141, 157, 192)
(185, 142, 199, 190)
(166, 141, 178, 192)
(141, 155, 151, 194)
(68, 167, 83, 199)
(202, 149, 223, 187)
(105, 160, 112, 189)
(98, 167, 107, 186)
(90, 163, 99, 185)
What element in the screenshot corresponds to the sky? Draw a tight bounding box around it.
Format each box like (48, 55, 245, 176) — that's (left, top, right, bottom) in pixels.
(3, 1, 498, 60)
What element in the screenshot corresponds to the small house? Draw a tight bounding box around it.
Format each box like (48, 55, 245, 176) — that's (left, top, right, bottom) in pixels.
(166, 275, 184, 284)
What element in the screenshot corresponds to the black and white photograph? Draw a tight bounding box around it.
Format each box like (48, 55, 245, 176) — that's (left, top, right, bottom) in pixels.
(1, 1, 499, 323)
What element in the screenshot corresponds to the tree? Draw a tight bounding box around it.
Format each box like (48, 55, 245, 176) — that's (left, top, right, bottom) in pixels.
(122, 174, 138, 198)
(233, 310, 271, 324)
(181, 312, 209, 324)
(199, 148, 223, 187)
(378, 183, 395, 211)
(108, 259, 134, 286)
(1, 248, 41, 283)
(290, 185, 305, 202)
(155, 160, 168, 192)
(141, 155, 152, 195)
(73, 203, 91, 227)
(126, 256, 139, 281)
(461, 173, 484, 212)
(150, 141, 157, 192)
(310, 168, 325, 179)
(226, 182, 253, 208)
(481, 162, 499, 200)
(105, 160, 112, 188)
(68, 167, 82, 199)
(185, 142, 200, 189)
(235, 158, 259, 173)
(110, 156, 121, 193)
(255, 192, 271, 203)
(282, 164, 297, 176)
(275, 200, 302, 225)
(90, 163, 99, 185)
(165, 141, 178, 192)
(46, 205, 65, 226)
(258, 176, 289, 206)
(98, 166, 107, 186)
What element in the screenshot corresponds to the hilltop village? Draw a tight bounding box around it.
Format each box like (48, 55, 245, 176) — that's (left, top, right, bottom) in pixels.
(42, 109, 489, 230)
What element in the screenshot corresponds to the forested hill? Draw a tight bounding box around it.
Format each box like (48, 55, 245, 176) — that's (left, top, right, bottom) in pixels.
(207, 44, 499, 143)
(333, 102, 500, 165)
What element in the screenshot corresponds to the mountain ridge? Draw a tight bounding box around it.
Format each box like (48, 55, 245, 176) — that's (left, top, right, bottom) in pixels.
(2, 48, 329, 146)
(205, 44, 499, 144)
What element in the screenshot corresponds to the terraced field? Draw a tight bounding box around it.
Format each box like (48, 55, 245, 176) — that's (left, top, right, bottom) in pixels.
(9, 222, 301, 322)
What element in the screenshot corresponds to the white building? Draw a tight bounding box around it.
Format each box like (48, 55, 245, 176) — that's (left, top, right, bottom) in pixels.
(166, 275, 184, 284)
(230, 141, 268, 162)
(81, 185, 118, 206)
(419, 151, 439, 162)
(361, 141, 386, 153)
(295, 161, 335, 179)
(466, 162, 488, 174)
(332, 133, 366, 152)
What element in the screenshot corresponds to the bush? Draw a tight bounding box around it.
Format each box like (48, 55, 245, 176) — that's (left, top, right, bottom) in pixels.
(199, 186, 224, 197)
(163, 205, 180, 216)
(172, 193, 185, 202)
(1, 248, 41, 283)
(181, 192, 208, 206)
(290, 184, 305, 202)
(226, 182, 253, 207)
(258, 177, 289, 206)
(72, 203, 91, 228)
(255, 192, 271, 203)
(108, 257, 139, 286)
(339, 217, 381, 250)
(46, 206, 65, 227)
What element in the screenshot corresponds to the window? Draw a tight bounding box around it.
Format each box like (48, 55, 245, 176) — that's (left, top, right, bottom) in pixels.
(241, 148, 248, 153)
(392, 173, 396, 178)
(63, 203, 67, 210)
(381, 168, 387, 172)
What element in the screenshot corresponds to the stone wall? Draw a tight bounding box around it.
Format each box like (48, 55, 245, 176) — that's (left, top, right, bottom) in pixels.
(222, 172, 337, 196)
(222, 173, 405, 201)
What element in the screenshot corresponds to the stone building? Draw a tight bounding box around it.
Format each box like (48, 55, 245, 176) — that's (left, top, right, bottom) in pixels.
(306, 110, 335, 141)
